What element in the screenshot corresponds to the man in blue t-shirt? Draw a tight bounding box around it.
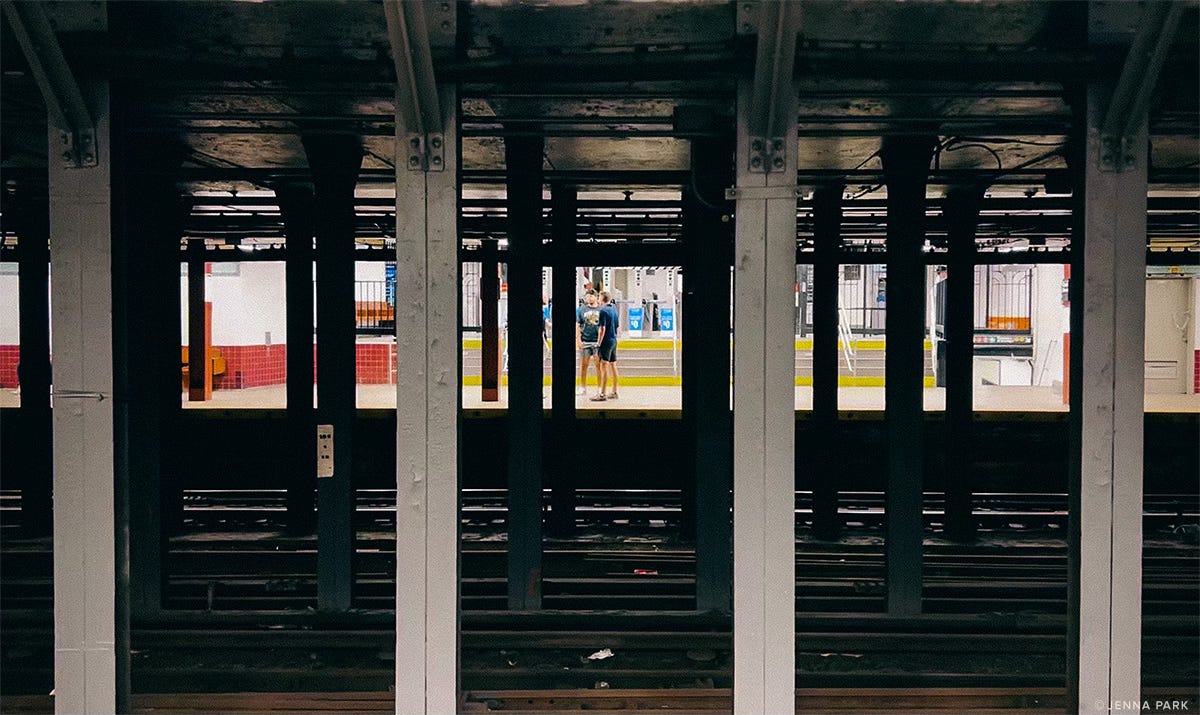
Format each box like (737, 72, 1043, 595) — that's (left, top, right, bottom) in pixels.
(592, 291, 620, 401)
(576, 291, 603, 396)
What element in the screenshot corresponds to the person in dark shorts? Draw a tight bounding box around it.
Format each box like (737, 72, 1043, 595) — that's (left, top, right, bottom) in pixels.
(592, 291, 619, 401)
(576, 290, 602, 396)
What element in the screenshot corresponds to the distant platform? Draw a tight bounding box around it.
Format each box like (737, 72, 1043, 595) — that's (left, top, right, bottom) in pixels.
(6, 382, 1190, 413)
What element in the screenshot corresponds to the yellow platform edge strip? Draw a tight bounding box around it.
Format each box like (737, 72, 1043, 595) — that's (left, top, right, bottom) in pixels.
(461, 339, 926, 351)
(462, 375, 935, 388)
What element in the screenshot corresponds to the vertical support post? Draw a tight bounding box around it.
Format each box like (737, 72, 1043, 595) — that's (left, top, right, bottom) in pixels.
(480, 238, 501, 402)
(303, 133, 364, 612)
(504, 133, 545, 610)
(395, 85, 460, 714)
(942, 187, 983, 541)
(682, 131, 734, 612)
(1072, 81, 1148, 715)
(112, 128, 186, 625)
(279, 185, 317, 533)
(186, 242, 210, 401)
(50, 83, 115, 715)
(732, 80, 797, 713)
(11, 191, 52, 536)
(547, 184, 578, 536)
(111, 90, 188, 715)
(880, 135, 938, 617)
(810, 184, 843, 541)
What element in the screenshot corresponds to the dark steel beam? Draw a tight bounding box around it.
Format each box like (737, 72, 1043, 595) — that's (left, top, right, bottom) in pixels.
(810, 184, 843, 541)
(304, 134, 365, 613)
(479, 238, 501, 402)
(683, 131, 734, 613)
(547, 185, 578, 537)
(186, 240, 210, 402)
(504, 134, 546, 611)
(942, 185, 986, 542)
(278, 184, 317, 534)
(8, 189, 52, 537)
(880, 135, 939, 617)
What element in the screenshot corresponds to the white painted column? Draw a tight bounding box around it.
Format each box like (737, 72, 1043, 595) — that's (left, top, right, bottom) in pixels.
(49, 85, 115, 714)
(1076, 82, 1147, 714)
(395, 85, 459, 713)
(732, 80, 798, 714)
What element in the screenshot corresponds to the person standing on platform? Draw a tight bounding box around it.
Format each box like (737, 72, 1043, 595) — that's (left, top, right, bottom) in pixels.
(576, 290, 603, 396)
(593, 291, 619, 401)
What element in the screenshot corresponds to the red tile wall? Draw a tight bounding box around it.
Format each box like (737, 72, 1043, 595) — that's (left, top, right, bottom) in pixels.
(0, 345, 18, 388)
(355, 343, 396, 384)
(187, 343, 397, 390)
(212, 344, 287, 389)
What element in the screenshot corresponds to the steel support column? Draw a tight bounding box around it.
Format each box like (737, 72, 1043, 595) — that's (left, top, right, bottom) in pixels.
(279, 185, 317, 534)
(10, 191, 52, 537)
(480, 238, 501, 402)
(49, 82, 114, 714)
(942, 186, 984, 541)
(880, 135, 938, 617)
(682, 131, 734, 612)
(1071, 80, 1148, 715)
(504, 134, 546, 610)
(732, 79, 798, 713)
(303, 134, 364, 612)
(186, 241, 210, 401)
(394, 85, 459, 714)
(810, 184, 843, 541)
(548, 184, 578, 536)
(112, 128, 186, 631)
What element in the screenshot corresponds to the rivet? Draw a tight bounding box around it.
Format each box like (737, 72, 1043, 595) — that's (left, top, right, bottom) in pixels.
(62, 152, 73, 162)
(750, 156, 762, 168)
(441, 20, 451, 31)
(430, 136, 442, 149)
(772, 156, 784, 168)
(408, 156, 420, 167)
(772, 139, 783, 151)
(751, 139, 763, 152)
(431, 156, 442, 165)
(410, 137, 421, 149)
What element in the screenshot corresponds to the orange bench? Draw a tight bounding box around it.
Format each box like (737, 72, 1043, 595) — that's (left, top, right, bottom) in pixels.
(181, 347, 227, 390)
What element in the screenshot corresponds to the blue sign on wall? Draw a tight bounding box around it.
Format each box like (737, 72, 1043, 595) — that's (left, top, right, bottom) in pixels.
(628, 307, 644, 331)
(659, 307, 674, 332)
(385, 263, 397, 306)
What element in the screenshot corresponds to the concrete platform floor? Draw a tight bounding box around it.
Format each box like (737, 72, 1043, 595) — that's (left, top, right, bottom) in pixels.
(11, 382, 1195, 412)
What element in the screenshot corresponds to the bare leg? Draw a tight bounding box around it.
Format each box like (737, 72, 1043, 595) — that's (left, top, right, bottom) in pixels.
(608, 361, 619, 397)
(578, 354, 589, 394)
(598, 360, 609, 395)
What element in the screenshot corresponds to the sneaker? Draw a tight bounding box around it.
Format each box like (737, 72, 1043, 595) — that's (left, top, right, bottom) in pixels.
(575, 387, 585, 396)
(607, 392, 618, 400)
(589, 393, 607, 401)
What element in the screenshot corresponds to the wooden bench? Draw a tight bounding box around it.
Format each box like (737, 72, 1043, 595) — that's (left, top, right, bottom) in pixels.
(181, 346, 227, 390)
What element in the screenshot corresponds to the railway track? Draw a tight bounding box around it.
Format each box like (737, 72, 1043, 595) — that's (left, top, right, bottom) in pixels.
(7, 687, 1195, 714)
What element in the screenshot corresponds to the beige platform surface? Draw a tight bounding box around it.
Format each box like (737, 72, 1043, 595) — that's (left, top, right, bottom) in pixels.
(3, 384, 1195, 412)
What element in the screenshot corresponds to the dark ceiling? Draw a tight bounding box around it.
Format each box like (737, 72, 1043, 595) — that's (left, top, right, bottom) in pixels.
(1, 0, 1197, 254)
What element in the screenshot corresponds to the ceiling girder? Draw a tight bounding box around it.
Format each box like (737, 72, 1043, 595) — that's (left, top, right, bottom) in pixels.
(747, 0, 802, 173)
(383, 0, 443, 171)
(2, 0, 97, 167)
(1099, 0, 1186, 171)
